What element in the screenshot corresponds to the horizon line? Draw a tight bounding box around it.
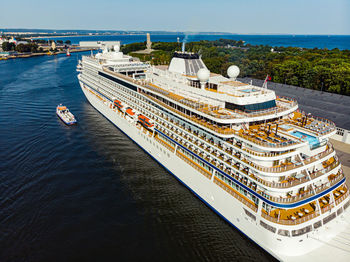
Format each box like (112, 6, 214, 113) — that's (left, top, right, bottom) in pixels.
(1, 28, 349, 36)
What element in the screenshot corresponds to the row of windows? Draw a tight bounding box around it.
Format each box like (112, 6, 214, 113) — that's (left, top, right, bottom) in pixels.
(225, 100, 277, 112)
(98, 71, 137, 92)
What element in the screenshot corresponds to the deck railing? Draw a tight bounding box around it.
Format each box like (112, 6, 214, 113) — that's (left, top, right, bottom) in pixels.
(245, 144, 334, 173)
(335, 190, 350, 206)
(235, 132, 301, 149)
(261, 189, 348, 226)
(251, 165, 340, 189)
(261, 210, 320, 226)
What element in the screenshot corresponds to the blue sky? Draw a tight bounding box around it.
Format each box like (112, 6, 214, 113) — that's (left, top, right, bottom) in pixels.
(1, 0, 349, 34)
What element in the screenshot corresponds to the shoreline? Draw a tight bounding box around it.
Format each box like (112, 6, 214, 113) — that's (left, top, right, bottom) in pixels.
(28, 34, 147, 39)
(0, 48, 96, 60)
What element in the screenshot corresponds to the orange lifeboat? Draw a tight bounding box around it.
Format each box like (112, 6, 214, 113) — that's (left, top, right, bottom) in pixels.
(114, 99, 123, 109)
(125, 107, 135, 116)
(138, 114, 154, 128)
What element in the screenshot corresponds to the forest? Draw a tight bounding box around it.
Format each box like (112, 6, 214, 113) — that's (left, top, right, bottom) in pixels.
(120, 39, 350, 95)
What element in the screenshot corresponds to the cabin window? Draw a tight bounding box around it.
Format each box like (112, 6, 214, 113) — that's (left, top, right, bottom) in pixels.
(313, 221, 322, 229)
(260, 220, 276, 233)
(244, 209, 256, 221)
(323, 213, 336, 225)
(277, 229, 290, 237)
(337, 207, 343, 216)
(292, 226, 311, 237)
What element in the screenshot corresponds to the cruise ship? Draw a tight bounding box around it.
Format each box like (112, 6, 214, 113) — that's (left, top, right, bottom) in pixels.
(77, 42, 350, 261)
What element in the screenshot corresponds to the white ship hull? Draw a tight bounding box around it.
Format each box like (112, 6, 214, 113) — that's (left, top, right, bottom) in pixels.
(79, 79, 350, 262)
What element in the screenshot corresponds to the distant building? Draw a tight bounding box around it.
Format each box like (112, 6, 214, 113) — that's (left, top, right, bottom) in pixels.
(225, 44, 249, 51)
(51, 41, 56, 50)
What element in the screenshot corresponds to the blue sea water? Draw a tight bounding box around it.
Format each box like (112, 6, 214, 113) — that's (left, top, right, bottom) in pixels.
(43, 34, 350, 50)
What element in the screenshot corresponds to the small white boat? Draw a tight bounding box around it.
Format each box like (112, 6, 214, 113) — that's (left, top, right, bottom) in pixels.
(56, 104, 77, 125)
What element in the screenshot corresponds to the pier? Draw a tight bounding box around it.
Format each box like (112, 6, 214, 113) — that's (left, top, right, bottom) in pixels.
(331, 139, 350, 188)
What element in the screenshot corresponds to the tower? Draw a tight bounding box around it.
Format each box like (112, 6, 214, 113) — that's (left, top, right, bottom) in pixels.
(146, 33, 152, 50)
(51, 41, 56, 50)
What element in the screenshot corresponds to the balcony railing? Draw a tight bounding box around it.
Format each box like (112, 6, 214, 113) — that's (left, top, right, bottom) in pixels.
(335, 190, 349, 206)
(236, 132, 301, 149)
(261, 209, 320, 226)
(245, 144, 334, 173)
(261, 189, 349, 226)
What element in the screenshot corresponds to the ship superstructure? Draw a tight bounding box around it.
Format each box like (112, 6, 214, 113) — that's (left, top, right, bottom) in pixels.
(77, 42, 350, 261)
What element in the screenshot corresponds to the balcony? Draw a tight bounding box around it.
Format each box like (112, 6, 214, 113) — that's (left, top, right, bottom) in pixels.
(152, 114, 340, 193)
(245, 144, 334, 174)
(263, 201, 319, 225)
(261, 185, 349, 226)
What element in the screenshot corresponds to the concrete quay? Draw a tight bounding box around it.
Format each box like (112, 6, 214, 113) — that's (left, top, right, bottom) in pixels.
(331, 139, 350, 188)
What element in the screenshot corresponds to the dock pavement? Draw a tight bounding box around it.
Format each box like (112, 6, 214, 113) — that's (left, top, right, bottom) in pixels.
(330, 139, 350, 188)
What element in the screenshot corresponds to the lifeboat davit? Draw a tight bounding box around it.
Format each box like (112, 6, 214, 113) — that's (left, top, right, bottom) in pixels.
(138, 114, 154, 129)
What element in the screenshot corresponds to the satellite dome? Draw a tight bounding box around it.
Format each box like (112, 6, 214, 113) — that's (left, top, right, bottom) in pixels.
(227, 65, 240, 79)
(197, 68, 210, 83)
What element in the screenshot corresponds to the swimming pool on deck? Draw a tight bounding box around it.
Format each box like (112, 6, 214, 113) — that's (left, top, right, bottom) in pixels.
(289, 130, 320, 147)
